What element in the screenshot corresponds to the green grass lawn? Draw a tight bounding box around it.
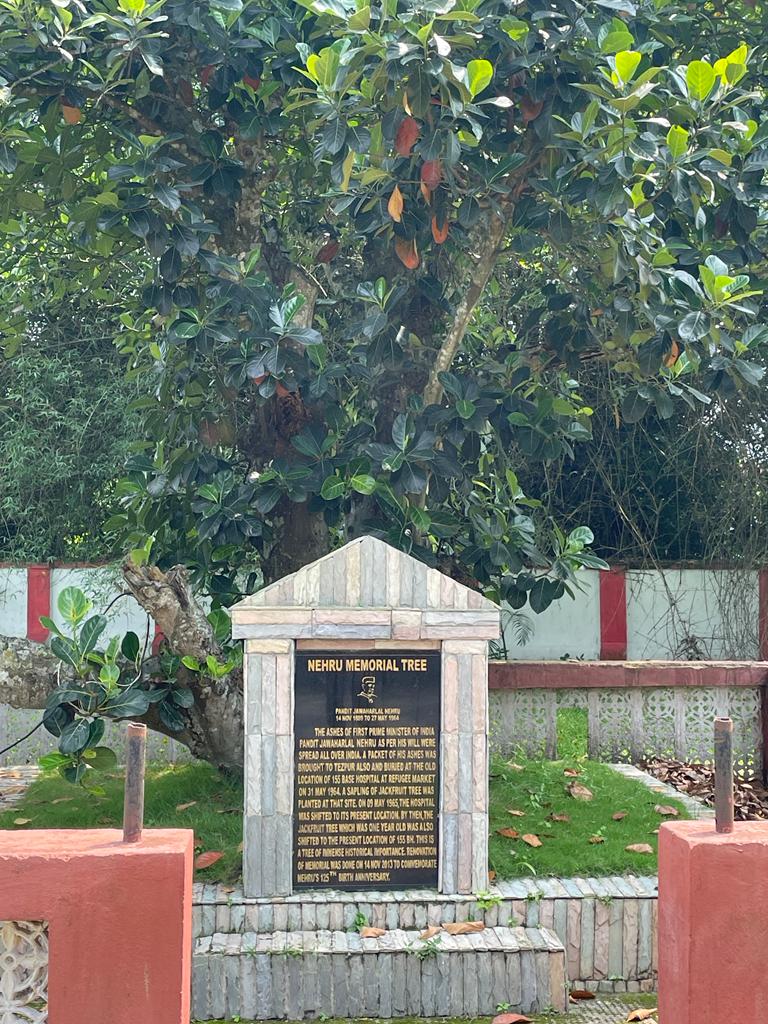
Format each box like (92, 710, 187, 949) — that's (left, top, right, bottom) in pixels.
(2, 711, 685, 882)
(0, 762, 244, 883)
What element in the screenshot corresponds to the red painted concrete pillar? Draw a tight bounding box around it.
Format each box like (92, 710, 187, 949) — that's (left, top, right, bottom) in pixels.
(26, 564, 51, 642)
(0, 829, 193, 1023)
(659, 820, 768, 1024)
(599, 566, 627, 660)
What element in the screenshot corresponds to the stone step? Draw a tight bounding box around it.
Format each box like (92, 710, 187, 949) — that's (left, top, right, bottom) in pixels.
(191, 926, 568, 1020)
(193, 877, 659, 937)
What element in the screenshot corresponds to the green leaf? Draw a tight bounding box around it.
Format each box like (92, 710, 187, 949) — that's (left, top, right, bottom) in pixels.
(678, 311, 710, 342)
(83, 746, 118, 770)
(57, 586, 92, 626)
(320, 475, 346, 500)
(466, 59, 493, 98)
(80, 614, 107, 654)
(615, 50, 641, 84)
(0, 142, 17, 174)
(103, 687, 151, 718)
(568, 526, 594, 546)
(350, 474, 376, 495)
(686, 60, 716, 102)
(600, 29, 634, 54)
(181, 656, 201, 671)
(456, 399, 476, 419)
(50, 635, 80, 671)
(121, 631, 141, 662)
(500, 17, 528, 41)
(666, 125, 689, 160)
(39, 751, 70, 771)
(59, 717, 92, 755)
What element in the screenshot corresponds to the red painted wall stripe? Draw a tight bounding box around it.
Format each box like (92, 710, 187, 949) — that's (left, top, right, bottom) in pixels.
(26, 565, 51, 642)
(599, 566, 627, 660)
(759, 570, 768, 661)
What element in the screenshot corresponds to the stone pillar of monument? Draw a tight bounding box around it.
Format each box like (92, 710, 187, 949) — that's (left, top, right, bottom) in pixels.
(230, 535, 501, 899)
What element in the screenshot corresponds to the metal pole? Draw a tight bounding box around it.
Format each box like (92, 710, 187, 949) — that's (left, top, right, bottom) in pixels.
(714, 717, 734, 834)
(123, 721, 147, 843)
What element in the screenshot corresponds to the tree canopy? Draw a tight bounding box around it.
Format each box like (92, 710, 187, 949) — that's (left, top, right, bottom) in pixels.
(1, 0, 768, 776)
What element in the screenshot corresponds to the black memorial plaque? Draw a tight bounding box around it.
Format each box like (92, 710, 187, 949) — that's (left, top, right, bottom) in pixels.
(293, 649, 440, 890)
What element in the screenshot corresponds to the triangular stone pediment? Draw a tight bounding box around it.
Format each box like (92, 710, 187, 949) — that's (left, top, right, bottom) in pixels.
(233, 536, 496, 612)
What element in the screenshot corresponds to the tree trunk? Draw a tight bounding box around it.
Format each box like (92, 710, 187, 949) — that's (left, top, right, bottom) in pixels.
(262, 499, 332, 582)
(0, 560, 247, 775)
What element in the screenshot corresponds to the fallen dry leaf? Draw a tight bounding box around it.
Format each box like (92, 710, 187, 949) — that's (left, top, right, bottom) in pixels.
(419, 926, 441, 940)
(625, 843, 654, 855)
(626, 1010, 658, 1022)
(496, 827, 519, 839)
(237, 841, 244, 854)
(221, 886, 236, 894)
(506, 762, 525, 772)
(568, 781, 593, 802)
(612, 811, 628, 821)
(176, 801, 197, 812)
(506, 808, 526, 817)
(360, 927, 386, 938)
(570, 989, 596, 1000)
(443, 921, 485, 935)
(588, 835, 605, 845)
(13, 818, 31, 826)
(550, 812, 570, 822)
(491, 1015, 532, 1024)
(488, 870, 497, 882)
(563, 768, 581, 777)
(195, 851, 224, 870)
(521, 833, 542, 848)
(51, 797, 74, 805)
(654, 804, 679, 817)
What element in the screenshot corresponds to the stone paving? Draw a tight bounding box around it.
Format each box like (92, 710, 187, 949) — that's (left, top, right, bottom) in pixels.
(0, 764, 39, 811)
(536, 994, 657, 1021)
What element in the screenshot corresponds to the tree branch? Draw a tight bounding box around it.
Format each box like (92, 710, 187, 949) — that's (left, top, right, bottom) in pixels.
(422, 208, 510, 407)
(121, 561, 220, 661)
(0, 636, 68, 710)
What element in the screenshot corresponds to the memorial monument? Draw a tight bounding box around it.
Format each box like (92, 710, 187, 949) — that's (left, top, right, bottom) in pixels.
(231, 534, 500, 897)
(189, 537, 568, 1019)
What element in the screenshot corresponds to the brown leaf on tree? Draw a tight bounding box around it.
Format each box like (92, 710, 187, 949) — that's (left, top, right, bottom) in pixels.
(550, 812, 570, 822)
(420, 182, 432, 204)
(521, 833, 542, 848)
(506, 808, 526, 817)
(625, 843, 654, 855)
(388, 185, 404, 222)
(394, 236, 419, 269)
(195, 851, 224, 869)
(176, 801, 197, 812)
(626, 1010, 658, 1022)
(570, 989, 596, 1000)
(589, 835, 605, 844)
(563, 767, 581, 777)
(62, 104, 82, 125)
(316, 240, 340, 263)
(420, 159, 442, 189)
(491, 1015, 532, 1024)
(443, 921, 485, 935)
(612, 811, 628, 821)
(663, 340, 680, 367)
(395, 116, 420, 156)
(419, 926, 441, 940)
(496, 827, 519, 839)
(654, 804, 679, 817)
(360, 927, 386, 938)
(243, 73, 261, 90)
(200, 64, 215, 87)
(568, 781, 593, 802)
(520, 95, 544, 122)
(431, 215, 449, 244)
